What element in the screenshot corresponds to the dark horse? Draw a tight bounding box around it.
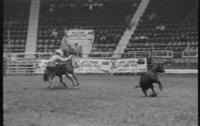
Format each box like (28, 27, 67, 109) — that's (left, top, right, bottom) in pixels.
(135, 64, 164, 97)
(43, 48, 80, 88)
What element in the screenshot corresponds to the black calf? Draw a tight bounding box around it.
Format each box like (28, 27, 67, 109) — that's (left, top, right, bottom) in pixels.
(135, 65, 164, 97)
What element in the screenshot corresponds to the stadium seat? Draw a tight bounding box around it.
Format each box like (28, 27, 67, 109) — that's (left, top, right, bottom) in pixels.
(37, 0, 140, 56)
(4, 1, 30, 53)
(123, 0, 198, 58)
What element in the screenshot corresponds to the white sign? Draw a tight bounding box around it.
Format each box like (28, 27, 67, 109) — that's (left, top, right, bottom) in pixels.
(109, 58, 147, 73)
(67, 29, 95, 57)
(34, 58, 147, 74)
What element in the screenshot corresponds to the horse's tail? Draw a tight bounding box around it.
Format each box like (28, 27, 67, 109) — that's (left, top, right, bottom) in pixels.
(135, 85, 140, 89)
(43, 70, 49, 82)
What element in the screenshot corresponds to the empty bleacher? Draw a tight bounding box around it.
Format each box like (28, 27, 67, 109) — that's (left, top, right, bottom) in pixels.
(3, 0, 198, 74)
(122, 0, 198, 58)
(3, 1, 31, 53)
(36, 0, 140, 57)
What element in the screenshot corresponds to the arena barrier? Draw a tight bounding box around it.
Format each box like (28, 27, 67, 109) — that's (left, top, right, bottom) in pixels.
(165, 69, 198, 74)
(4, 54, 147, 75)
(34, 57, 147, 74)
(3, 51, 198, 75)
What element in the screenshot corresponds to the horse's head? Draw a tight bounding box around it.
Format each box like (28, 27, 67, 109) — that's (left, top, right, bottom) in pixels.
(63, 47, 78, 57)
(151, 64, 165, 73)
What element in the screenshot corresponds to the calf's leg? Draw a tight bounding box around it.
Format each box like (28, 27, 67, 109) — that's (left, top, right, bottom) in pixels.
(141, 87, 148, 97)
(155, 79, 163, 91)
(151, 86, 157, 96)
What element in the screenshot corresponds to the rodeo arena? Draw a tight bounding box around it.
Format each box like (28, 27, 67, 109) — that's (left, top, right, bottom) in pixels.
(3, 0, 198, 126)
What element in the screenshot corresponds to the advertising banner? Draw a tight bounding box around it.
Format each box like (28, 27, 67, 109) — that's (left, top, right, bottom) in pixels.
(109, 58, 147, 73)
(73, 58, 110, 73)
(66, 29, 95, 57)
(34, 58, 147, 74)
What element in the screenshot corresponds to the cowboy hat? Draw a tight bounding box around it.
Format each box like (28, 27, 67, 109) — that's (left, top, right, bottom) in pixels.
(55, 49, 63, 56)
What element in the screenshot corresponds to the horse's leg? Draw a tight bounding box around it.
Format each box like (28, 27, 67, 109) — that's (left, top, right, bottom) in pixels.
(64, 73, 76, 88)
(47, 74, 55, 88)
(71, 73, 80, 87)
(58, 75, 68, 88)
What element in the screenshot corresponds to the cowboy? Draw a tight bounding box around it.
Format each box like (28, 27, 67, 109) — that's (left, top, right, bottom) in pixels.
(48, 49, 73, 67)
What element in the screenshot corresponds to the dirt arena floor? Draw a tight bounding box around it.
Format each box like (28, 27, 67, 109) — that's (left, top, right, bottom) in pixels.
(3, 74, 198, 126)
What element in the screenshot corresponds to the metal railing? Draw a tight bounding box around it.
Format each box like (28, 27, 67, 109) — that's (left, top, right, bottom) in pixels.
(4, 50, 198, 59)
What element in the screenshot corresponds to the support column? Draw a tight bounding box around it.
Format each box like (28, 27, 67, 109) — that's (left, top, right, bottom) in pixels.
(25, 0, 41, 58)
(112, 0, 150, 58)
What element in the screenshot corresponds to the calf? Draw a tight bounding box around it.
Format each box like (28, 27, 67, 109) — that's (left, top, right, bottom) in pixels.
(135, 65, 164, 97)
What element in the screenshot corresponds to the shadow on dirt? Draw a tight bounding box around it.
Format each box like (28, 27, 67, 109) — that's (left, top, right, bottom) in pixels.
(135, 94, 170, 99)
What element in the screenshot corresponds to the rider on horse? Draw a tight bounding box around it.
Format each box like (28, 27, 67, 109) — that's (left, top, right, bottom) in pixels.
(44, 49, 80, 89)
(48, 49, 73, 67)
